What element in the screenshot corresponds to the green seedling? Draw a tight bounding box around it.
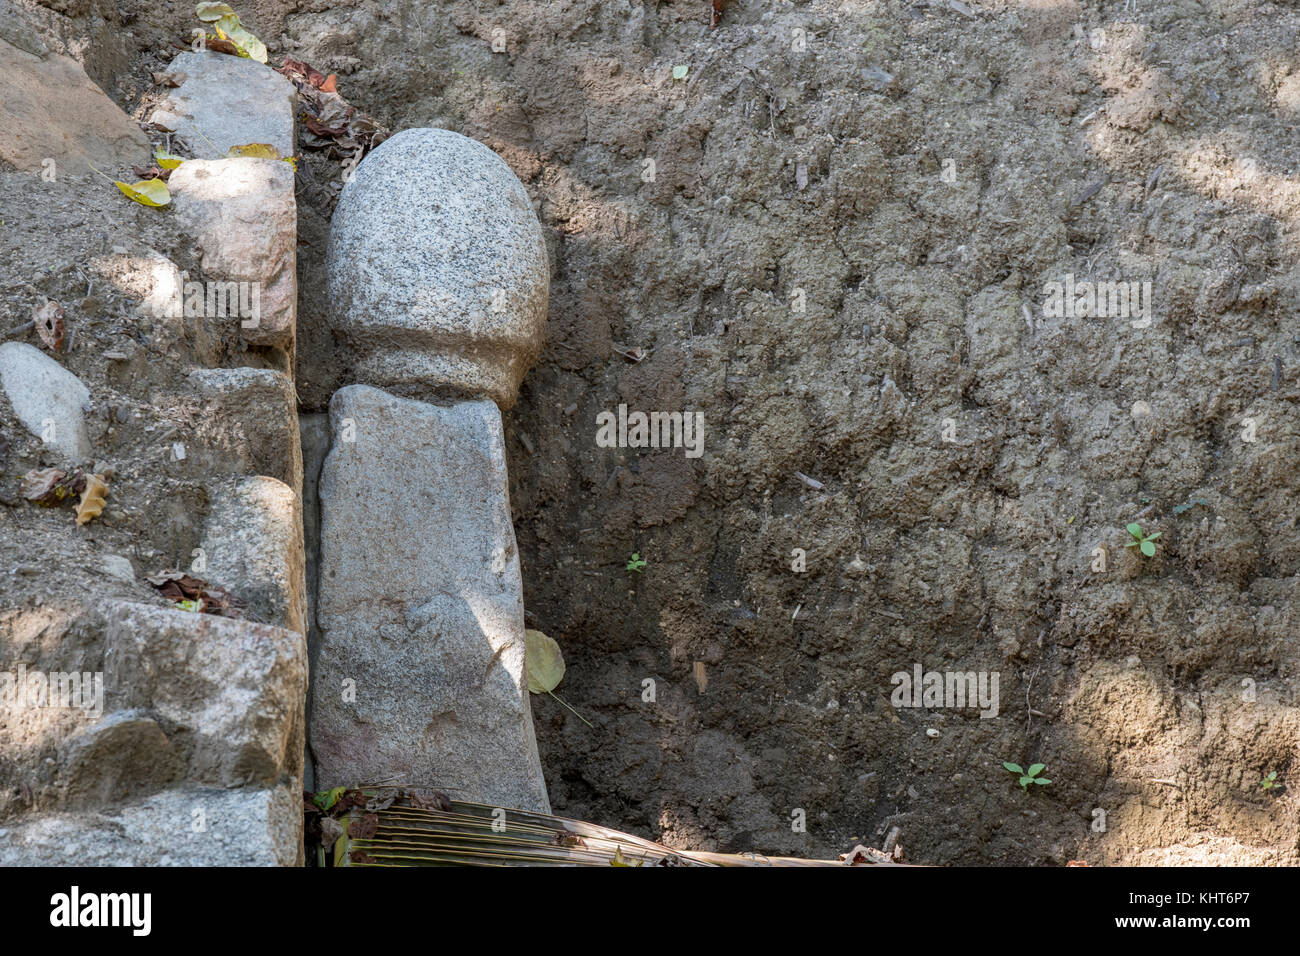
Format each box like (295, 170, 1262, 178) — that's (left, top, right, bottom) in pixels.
(1259, 771, 1280, 791)
(1125, 523, 1161, 557)
(626, 553, 647, 573)
(1004, 761, 1051, 790)
(1172, 498, 1210, 516)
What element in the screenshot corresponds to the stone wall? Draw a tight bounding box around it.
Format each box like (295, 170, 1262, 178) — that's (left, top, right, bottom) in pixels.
(1, 15, 556, 863)
(0, 43, 308, 864)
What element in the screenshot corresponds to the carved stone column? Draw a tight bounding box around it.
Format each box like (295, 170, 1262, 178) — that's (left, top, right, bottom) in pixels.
(311, 128, 550, 812)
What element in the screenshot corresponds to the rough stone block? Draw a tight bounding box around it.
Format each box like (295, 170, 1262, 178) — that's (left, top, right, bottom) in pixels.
(97, 602, 306, 790)
(201, 476, 307, 636)
(311, 385, 549, 811)
(187, 368, 302, 492)
(0, 784, 301, 866)
(170, 158, 297, 349)
(150, 51, 296, 159)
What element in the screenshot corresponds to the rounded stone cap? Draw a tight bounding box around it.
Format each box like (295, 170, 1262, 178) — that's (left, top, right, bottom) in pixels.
(326, 128, 548, 409)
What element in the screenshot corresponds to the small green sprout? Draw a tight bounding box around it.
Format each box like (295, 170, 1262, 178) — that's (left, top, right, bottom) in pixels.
(626, 553, 647, 573)
(671, 65, 689, 80)
(1004, 761, 1051, 790)
(177, 598, 201, 612)
(1125, 523, 1161, 557)
(1260, 771, 1280, 791)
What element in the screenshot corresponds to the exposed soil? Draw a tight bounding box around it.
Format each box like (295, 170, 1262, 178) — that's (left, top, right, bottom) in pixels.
(12, 0, 1300, 863)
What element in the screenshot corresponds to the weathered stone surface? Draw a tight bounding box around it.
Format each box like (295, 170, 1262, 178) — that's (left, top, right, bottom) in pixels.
(99, 554, 135, 583)
(96, 602, 306, 790)
(327, 128, 549, 409)
(187, 368, 302, 492)
(312, 385, 549, 811)
(299, 412, 329, 792)
(0, 342, 92, 460)
(151, 51, 296, 159)
(170, 158, 297, 348)
(0, 784, 301, 866)
(56, 710, 179, 810)
(0, 38, 150, 173)
(201, 476, 306, 636)
(1, 600, 306, 821)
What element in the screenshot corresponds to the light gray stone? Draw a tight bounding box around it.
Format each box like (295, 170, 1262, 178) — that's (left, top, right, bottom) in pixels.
(312, 385, 549, 811)
(326, 128, 549, 409)
(100, 554, 135, 583)
(0, 342, 92, 460)
(0, 784, 301, 866)
(169, 158, 297, 348)
(95, 601, 306, 790)
(151, 51, 296, 159)
(0, 600, 306, 826)
(57, 710, 179, 810)
(187, 368, 302, 492)
(201, 476, 306, 636)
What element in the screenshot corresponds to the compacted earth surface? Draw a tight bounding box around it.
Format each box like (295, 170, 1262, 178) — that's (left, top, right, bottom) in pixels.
(7, 0, 1300, 864)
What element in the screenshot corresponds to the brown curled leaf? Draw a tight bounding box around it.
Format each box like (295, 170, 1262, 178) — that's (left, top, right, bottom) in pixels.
(21, 468, 65, 502)
(132, 165, 173, 182)
(22, 468, 86, 505)
(205, 36, 241, 57)
(33, 300, 65, 351)
(351, 813, 379, 840)
(408, 790, 453, 812)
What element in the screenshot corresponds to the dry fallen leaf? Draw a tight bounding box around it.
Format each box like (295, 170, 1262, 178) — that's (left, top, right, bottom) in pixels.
(194, 1, 236, 20)
(33, 300, 64, 351)
(203, 36, 241, 57)
(408, 791, 453, 812)
(21, 468, 66, 502)
(351, 813, 379, 839)
(132, 165, 172, 182)
(114, 179, 171, 208)
(22, 468, 86, 505)
(154, 148, 185, 169)
(75, 473, 109, 526)
(146, 570, 245, 617)
(227, 143, 297, 169)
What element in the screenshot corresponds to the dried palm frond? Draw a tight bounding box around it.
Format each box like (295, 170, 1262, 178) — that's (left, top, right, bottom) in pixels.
(316, 790, 901, 867)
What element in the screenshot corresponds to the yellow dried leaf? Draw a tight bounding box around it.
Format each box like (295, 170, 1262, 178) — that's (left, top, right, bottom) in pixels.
(228, 143, 280, 159)
(216, 13, 267, 63)
(115, 179, 171, 208)
(227, 143, 297, 169)
(76, 474, 109, 526)
(154, 149, 185, 169)
(525, 628, 565, 694)
(195, 2, 236, 21)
